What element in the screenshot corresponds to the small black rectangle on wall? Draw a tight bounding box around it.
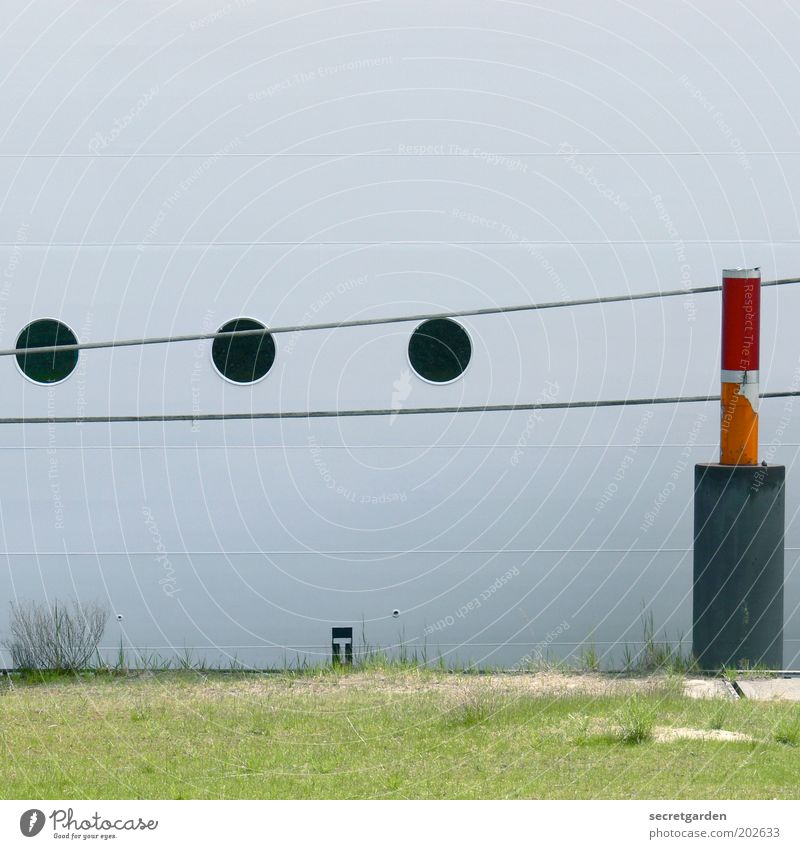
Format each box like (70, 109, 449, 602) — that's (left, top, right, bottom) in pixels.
(331, 627, 354, 665)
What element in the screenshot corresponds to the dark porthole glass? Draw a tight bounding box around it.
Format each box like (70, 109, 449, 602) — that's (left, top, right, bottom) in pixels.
(408, 318, 471, 383)
(211, 317, 275, 384)
(16, 319, 79, 384)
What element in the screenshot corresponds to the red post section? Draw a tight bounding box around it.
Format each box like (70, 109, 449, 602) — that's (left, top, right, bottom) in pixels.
(720, 267, 760, 465)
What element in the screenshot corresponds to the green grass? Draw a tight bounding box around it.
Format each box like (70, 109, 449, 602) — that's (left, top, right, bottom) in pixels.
(772, 709, 800, 747)
(0, 670, 799, 799)
(614, 695, 656, 744)
(707, 703, 730, 731)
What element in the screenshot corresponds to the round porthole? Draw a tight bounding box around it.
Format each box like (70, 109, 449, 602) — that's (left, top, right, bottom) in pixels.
(15, 318, 79, 384)
(211, 317, 275, 384)
(408, 318, 471, 383)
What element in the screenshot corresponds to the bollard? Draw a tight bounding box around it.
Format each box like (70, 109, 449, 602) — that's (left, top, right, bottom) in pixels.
(692, 268, 784, 670)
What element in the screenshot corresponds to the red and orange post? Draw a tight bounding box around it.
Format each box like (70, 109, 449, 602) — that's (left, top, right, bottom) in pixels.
(720, 267, 760, 465)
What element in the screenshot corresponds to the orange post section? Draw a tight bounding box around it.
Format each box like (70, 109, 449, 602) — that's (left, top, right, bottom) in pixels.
(720, 382, 758, 465)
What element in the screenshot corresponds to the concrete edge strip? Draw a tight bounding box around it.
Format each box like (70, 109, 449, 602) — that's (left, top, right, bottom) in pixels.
(728, 679, 744, 699)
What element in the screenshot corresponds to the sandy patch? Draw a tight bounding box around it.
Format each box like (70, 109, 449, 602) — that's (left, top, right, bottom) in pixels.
(654, 726, 753, 743)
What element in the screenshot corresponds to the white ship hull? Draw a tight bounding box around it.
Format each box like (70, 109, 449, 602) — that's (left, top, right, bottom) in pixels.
(1, 0, 798, 668)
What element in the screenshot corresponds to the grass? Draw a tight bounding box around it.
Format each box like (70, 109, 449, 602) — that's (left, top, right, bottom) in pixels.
(707, 703, 729, 731)
(578, 643, 600, 672)
(637, 609, 696, 674)
(723, 662, 778, 681)
(614, 695, 656, 744)
(446, 689, 501, 727)
(0, 669, 799, 799)
(772, 710, 800, 747)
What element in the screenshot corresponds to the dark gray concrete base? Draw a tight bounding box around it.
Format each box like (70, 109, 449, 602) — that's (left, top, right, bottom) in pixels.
(693, 463, 785, 671)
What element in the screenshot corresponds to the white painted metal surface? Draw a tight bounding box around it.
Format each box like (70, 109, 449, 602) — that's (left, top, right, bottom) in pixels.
(1, 0, 799, 668)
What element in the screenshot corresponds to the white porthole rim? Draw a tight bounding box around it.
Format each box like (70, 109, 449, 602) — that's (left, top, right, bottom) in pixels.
(406, 317, 474, 385)
(210, 315, 278, 386)
(14, 317, 80, 386)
